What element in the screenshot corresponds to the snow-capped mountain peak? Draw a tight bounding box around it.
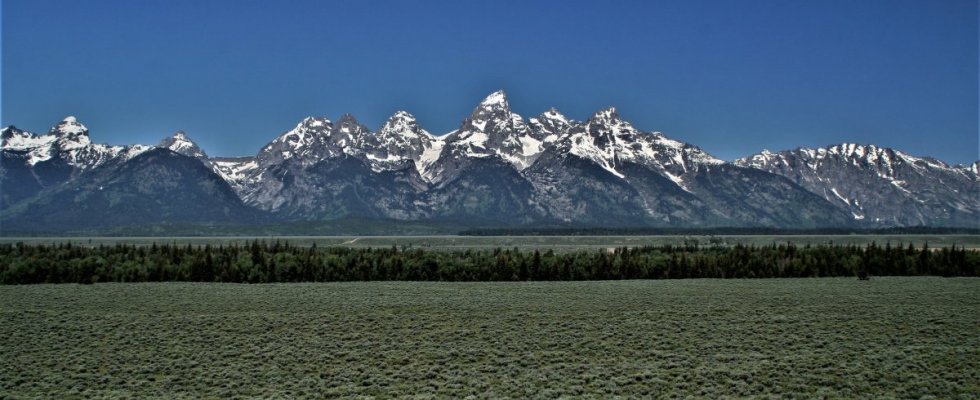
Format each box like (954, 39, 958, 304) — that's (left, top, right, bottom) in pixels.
(595, 106, 637, 127)
(1, 126, 57, 165)
(300, 116, 330, 128)
(335, 114, 371, 155)
(417, 91, 546, 183)
(51, 116, 89, 136)
(1, 126, 51, 150)
(51, 122, 94, 154)
(529, 108, 572, 142)
(747, 143, 957, 177)
(479, 90, 509, 109)
(591, 106, 617, 119)
(967, 161, 980, 176)
(1, 118, 149, 169)
(258, 116, 336, 163)
(558, 107, 722, 182)
(358, 110, 442, 173)
(584, 107, 637, 137)
(159, 130, 207, 159)
(379, 111, 424, 139)
(441, 90, 541, 170)
(541, 107, 569, 123)
(337, 113, 368, 133)
(464, 90, 514, 128)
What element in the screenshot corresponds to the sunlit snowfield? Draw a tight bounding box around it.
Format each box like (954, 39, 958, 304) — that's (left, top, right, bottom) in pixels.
(1, 278, 977, 398)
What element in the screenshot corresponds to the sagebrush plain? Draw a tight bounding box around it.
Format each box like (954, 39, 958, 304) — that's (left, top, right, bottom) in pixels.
(1, 278, 977, 398)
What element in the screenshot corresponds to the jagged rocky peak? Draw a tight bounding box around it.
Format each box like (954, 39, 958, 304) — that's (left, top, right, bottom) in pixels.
(819, 143, 904, 165)
(0, 117, 94, 151)
(50, 116, 89, 136)
(373, 111, 445, 178)
(739, 143, 954, 173)
(459, 90, 529, 140)
(0, 125, 53, 152)
(337, 113, 370, 135)
(591, 106, 617, 119)
(422, 90, 542, 183)
(375, 110, 437, 149)
(739, 149, 777, 165)
(836, 143, 897, 159)
(967, 161, 980, 176)
(49, 116, 92, 149)
(159, 130, 207, 158)
(1, 125, 21, 136)
(587, 106, 630, 127)
(1, 116, 152, 171)
(477, 90, 509, 111)
(299, 116, 332, 129)
(356, 110, 440, 173)
(540, 107, 569, 123)
(464, 90, 524, 131)
(333, 113, 371, 155)
(256, 115, 335, 163)
(1, 126, 29, 144)
(277, 116, 332, 144)
(554, 105, 723, 182)
(380, 111, 424, 138)
(580, 106, 638, 145)
(529, 107, 572, 141)
(460, 90, 540, 169)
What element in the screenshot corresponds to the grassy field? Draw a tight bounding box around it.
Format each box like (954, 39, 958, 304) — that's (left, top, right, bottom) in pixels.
(1, 278, 977, 398)
(2, 234, 979, 251)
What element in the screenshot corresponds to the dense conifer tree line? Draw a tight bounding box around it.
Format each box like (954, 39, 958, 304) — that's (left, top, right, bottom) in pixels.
(0, 241, 977, 284)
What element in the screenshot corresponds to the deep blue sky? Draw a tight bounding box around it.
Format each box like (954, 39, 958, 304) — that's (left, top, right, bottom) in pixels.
(2, 0, 977, 163)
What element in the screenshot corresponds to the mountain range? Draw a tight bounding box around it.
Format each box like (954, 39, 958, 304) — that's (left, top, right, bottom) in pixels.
(2, 91, 977, 234)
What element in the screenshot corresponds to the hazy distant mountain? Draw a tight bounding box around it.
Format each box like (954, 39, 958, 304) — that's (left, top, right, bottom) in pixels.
(2, 92, 976, 232)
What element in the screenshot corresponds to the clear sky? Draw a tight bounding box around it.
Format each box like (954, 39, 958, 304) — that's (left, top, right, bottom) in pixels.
(2, 0, 977, 163)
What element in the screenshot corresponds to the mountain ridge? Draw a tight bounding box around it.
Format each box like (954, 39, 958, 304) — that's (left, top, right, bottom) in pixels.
(2, 91, 977, 232)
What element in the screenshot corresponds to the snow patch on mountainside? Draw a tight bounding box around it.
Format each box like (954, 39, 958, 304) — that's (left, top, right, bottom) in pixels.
(211, 158, 259, 194)
(418, 139, 445, 181)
